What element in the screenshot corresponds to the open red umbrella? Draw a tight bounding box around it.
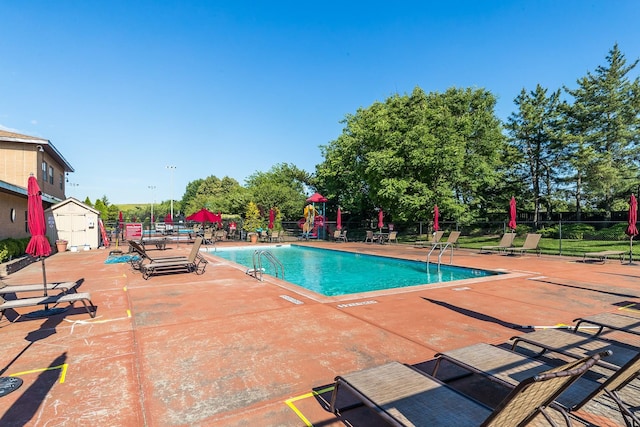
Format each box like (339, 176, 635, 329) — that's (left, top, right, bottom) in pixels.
(25, 175, 65, 316)
(186, 208, 218, 223)
(217, 212, 223, 229)
(165, 213, 173, 224)
(268, 209, 275, 230)
(626, 194, 638, 264)
(336, 207, 342, 230)
(508, 197, 517, 231)
(377, 209, 384, 232)
(433, 205, 439, 232)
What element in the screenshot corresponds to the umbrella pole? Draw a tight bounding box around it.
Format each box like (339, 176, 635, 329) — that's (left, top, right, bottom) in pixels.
(630, 236, 634, 265)
(41, 257, 49, 309)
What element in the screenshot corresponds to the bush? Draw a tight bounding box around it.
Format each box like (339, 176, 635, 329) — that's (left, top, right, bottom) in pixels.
(0, 238, 31, 262)
(537, 224, 559, 238)
(560, 223, 596, 239)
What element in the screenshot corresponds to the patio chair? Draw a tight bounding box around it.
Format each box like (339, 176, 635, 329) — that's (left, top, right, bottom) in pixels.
(330, 350, 606, 427)
(413, 230, 444, 248)
(386, 231, 398, 244)
(0, 292, 97, 322)
(269, 231, 282, 243)
(364, 230, 375, 243)
(480, 232, 516, 253)
(507, 233, 541, 256)
(214, 229, 227, 241)
(139, 237, 207, 280)
(128, 240, 189, 270)
(431, 231, 461, 249)
(334, 230, 347, 243)
(202, 229, 214, 244)
(433, 342, 638, 425)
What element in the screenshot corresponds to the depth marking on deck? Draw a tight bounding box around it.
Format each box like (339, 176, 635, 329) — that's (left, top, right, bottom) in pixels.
(336, 300, 377, 309)
(11, 363, 68, 383)
(285, 386, 335, 427)
(280, 295, 304, 305)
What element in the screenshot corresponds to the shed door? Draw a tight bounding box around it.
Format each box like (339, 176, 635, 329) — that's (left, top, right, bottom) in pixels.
(56, 213, 88, 247)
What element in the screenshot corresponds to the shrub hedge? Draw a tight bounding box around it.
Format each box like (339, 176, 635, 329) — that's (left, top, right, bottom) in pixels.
(0, 237, 32, 263)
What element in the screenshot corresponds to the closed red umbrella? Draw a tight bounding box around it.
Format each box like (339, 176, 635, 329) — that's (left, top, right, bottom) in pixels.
(433, 205, 439, 232)
(336, 207, 342, 230)
(268, 209, 275, 230)
(626, 194, 638, 263)
(378, 209, 384, 231)
(165, 213, 173, 224)
(508, 197, 517, 231)
(25, 175, 64, 316)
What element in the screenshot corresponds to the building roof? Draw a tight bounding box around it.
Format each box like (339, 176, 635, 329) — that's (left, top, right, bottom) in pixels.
(0, 129, 75, 173)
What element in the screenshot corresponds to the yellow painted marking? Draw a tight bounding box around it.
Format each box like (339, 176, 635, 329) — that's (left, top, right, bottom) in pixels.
(285, 386, 335, 427)
(618, 303, 640, 312)
(11, 363, 68, 383)
(127, 309, 131, 318)
(123, 286, 127, 292)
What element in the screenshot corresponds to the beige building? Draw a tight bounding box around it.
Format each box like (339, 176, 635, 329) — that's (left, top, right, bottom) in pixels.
(0, 130, 74, 240)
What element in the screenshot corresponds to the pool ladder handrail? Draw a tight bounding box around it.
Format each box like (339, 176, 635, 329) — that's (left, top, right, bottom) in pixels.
(426, 242, 454, 270)
(248, 250, 284, 281)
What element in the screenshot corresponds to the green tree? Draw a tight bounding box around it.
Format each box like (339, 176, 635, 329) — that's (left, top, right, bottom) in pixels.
(245, 163, 309, 220)
(564, 44, 640, 218)
(242, 201, 263, 232)
(184, 176, 248, 216)
(506, 85, 563, 224)
(315, 86, 506, 225)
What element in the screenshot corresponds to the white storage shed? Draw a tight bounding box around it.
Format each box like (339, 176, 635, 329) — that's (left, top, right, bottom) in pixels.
(45, 198, 101, 250)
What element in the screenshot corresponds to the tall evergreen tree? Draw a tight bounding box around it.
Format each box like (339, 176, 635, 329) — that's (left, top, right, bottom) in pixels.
(564, 44, 640, 218)
(506, 85, 563, 224)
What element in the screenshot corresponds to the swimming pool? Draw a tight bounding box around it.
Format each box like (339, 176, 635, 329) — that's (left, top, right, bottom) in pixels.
(209, 245, 498, 296)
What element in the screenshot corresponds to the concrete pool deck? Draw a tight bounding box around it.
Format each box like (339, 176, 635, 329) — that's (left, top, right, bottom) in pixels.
(0, 240, 639, 426)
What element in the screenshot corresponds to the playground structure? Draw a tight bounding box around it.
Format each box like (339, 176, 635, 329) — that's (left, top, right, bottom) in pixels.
(298, 192, 328, 239)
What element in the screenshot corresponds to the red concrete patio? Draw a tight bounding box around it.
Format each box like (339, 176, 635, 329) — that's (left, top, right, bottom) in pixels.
(0, 240, 639, 426)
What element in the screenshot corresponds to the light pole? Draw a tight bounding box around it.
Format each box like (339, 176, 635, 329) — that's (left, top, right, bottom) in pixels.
(67, 182, 79, 198)
(166, 165, 176, 220)
(148, 185, 156, 226)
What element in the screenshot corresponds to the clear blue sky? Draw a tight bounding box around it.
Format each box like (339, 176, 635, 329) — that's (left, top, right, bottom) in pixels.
(2, 1, 639, 206)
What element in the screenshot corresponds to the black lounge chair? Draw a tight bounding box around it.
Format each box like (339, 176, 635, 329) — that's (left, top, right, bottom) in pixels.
(128, 240, 190, 270)
(0, 281, 75, 297)
(480, 232, 516, 253)
(331, 350, 606, 426)
(506, 233, 541, 256)
(139, 237, 207, 280)
(435, 342, 639, 426)
(0, 292, 97, 322)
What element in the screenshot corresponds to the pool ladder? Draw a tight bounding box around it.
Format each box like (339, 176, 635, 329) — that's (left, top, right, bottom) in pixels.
(426, 243, 454, 270)
(247, 250, 284, 281)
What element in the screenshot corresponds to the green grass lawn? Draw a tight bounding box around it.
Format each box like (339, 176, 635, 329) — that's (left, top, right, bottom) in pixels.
(458, 235, 637, 258)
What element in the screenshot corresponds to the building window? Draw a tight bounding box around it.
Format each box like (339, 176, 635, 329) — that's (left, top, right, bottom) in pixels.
(25, 210, 28, 233)
(42, 161, 47, 181)
(60, 173, 64, 190)
(49, 165, 54, 184)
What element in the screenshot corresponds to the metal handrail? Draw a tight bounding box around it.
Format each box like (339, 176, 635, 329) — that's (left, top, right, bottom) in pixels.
(426, 242, 454, 270)
(248, 250, 284, 281)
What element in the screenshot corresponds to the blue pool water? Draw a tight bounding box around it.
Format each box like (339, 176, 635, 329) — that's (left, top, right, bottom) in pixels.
(209, 245, 498, 296)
